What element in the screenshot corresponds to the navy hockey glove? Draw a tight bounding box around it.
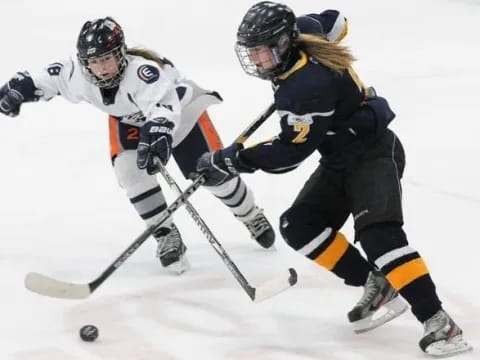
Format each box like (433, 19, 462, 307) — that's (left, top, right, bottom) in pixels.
(343, 95, 395, 138)
(137, 118, 174, 174)
(196, 143, 255, 186)
(0, 72, 41, 117)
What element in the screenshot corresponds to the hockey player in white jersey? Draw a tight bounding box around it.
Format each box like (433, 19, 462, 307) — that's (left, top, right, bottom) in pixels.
(0, 17, 275, 274)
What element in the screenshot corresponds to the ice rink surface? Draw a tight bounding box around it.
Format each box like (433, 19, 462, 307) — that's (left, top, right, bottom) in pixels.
(0, 0, 478, 359)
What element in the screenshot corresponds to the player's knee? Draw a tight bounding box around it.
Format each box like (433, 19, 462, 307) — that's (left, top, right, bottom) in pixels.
(113, 150, 158, 191)
(357, 222, 408, 264)
(279, 204, 330, 251)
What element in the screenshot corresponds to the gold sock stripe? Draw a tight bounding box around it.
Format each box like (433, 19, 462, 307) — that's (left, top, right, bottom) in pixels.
(314, 232, 349, 270)
(385, 258, 429, 290)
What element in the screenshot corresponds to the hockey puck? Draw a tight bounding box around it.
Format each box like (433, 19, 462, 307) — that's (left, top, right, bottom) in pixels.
(79, 325, 98, 342)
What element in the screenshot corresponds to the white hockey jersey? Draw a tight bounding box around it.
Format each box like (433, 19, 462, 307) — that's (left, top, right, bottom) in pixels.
(31, 54, 221, 147)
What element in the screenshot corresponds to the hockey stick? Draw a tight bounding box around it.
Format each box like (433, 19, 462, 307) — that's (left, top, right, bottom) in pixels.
(24, 175, 206, 299)
(24, 105, 277, 300)
(157, 163, 297, 302)
(234, 103, 275, 145)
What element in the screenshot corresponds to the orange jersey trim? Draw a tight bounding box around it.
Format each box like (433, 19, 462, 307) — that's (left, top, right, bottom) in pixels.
(108, 115, 121, 159)
(198, 111, 223, 151)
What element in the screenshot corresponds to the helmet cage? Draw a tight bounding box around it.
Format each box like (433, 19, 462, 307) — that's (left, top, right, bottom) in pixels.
(235, 31, 294, 80)
(78, 45, 127, 88)
(235, 1, 298, 80)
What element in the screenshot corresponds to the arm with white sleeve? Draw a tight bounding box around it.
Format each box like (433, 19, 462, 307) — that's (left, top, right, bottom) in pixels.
(0, 59, 80, 117)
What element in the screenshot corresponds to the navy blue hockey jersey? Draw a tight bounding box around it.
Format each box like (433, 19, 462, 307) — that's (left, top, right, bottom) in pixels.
(239, 10, 386, 172)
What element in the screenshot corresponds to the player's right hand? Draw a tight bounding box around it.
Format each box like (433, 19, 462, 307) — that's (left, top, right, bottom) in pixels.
(0, 72, 42, 117)
(137, 117, 174, 174)
(0, 84, 23, 117)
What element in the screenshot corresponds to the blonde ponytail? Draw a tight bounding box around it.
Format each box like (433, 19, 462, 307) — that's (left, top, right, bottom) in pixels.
(126, 47, 165, 68)
(295, 34, 356, 73)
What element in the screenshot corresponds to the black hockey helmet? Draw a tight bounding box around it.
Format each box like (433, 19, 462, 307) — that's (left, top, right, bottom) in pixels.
(235, 1, 299, 80)
(77, 17, 127, 88)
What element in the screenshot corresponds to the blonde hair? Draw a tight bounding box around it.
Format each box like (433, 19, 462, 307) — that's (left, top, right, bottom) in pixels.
(295, 34, 356, 73)
(126, 47, 165, 68)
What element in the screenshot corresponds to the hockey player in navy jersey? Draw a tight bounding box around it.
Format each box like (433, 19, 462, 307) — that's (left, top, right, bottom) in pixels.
(196, 2, 471, 357)
(0, 17, 275, 275)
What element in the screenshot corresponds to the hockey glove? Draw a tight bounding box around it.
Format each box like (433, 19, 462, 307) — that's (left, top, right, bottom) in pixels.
(196, 143, 255, 186)
(342, 95, 395, 139)
(137, 117, 174, 175)
(0, 72, 41, 117)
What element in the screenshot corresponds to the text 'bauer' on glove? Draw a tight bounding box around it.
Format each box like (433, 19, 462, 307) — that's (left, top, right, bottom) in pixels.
(195, 143, 256, 186)
(136, 117, 174, 175)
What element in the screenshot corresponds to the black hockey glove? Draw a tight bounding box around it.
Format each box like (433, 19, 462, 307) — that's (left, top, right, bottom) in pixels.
(342, 95, 395, 139)
(137, 117, 174, 175)
(0, 72, 41, 117)
(196, 143, 256, 186)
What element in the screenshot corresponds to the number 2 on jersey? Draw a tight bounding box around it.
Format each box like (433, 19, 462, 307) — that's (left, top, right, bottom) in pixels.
(292, 123, 310, 144)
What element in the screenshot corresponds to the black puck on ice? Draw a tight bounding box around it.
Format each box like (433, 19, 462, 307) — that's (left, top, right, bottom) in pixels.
(79, 325, 99, 342)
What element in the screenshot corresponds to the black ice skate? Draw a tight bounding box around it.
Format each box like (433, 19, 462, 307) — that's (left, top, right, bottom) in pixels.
(348, 270, 408, 333)
(237, 206, 275, 249)
(154, 224, 190, 275)
(419, 309, 472, 357)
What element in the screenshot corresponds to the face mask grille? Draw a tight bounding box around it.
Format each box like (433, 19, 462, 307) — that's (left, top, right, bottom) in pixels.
(78, 46, 127, 88)
(235, 33, 291, 80)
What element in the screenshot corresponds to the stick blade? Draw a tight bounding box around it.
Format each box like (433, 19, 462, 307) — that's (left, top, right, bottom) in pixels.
(25, 272, 91, 299)
(253, 268, 298, 303)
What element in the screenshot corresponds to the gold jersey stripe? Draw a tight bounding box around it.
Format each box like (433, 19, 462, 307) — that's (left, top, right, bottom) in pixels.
(385, 258, 429, 290)
(278, 51, 308, 81)
(314, 232, 349, 270)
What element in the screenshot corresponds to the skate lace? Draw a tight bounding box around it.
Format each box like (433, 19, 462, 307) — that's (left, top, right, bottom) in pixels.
(157, 226, 182, 256)
(356, 273, 380, 307)
(246, 213, 270, 237)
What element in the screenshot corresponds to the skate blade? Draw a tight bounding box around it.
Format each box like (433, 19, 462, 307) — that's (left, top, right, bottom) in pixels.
(353, 296, 409, 334)
(165, 255, 190, 275)
(425, 335, 473, 358)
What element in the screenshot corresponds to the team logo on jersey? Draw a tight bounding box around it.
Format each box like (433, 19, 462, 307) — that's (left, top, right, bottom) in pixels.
(137, 65, 159, 84)
(46, 63, 63, 76)
(278, 110, 314, 126)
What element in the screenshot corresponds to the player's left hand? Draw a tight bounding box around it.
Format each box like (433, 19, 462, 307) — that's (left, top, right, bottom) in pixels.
(196, 143, 254, 186)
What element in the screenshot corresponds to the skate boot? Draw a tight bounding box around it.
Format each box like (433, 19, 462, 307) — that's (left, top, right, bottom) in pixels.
(154, 224, 190, 275)
(348, 270, 408, 333)
(237, 206, 275, 249)
(419, 309, 472, 357)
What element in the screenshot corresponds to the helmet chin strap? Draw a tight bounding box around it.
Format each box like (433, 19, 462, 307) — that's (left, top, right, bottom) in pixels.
(271, 47, 282, 66)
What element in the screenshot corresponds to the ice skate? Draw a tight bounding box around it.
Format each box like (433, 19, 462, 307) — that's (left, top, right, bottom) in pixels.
(237, 206, 275, 249)
(419, 309, 472, 357)
(154, 224, 190, 275)
(348, 270, 408, 333)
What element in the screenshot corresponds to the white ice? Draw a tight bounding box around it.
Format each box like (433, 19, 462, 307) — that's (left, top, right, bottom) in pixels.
(0, 0, 478, 359)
